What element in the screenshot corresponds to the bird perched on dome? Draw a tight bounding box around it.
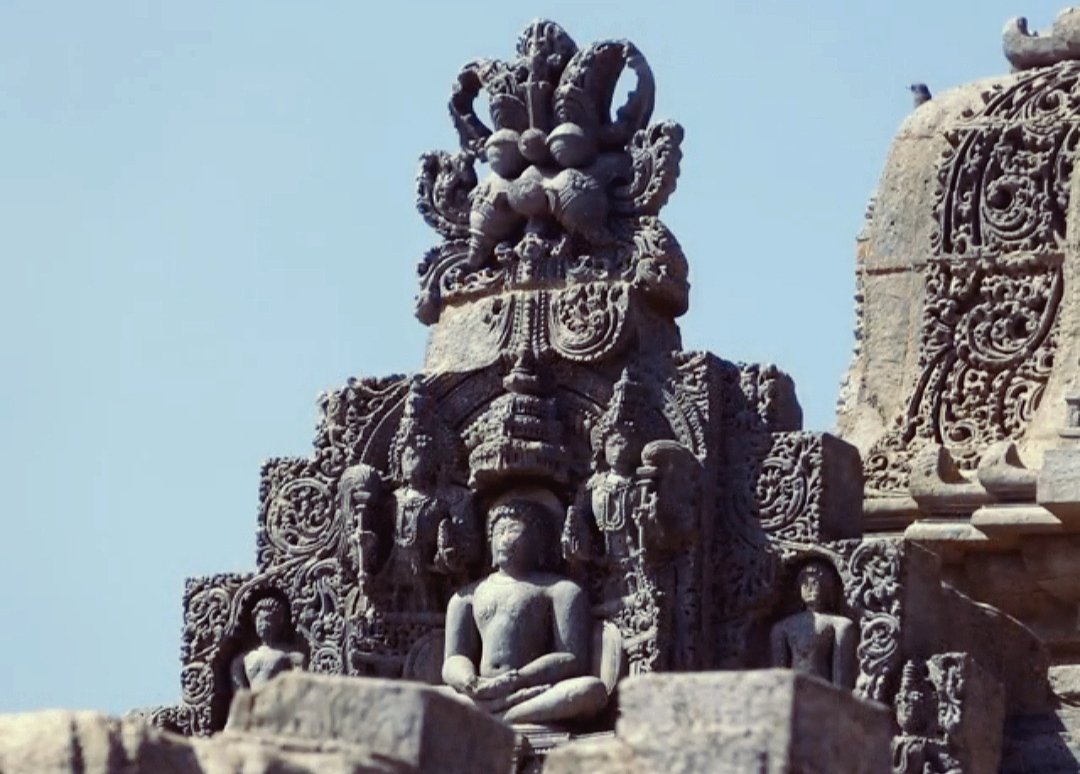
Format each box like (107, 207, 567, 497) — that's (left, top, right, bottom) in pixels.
(910, 83, 932, 109)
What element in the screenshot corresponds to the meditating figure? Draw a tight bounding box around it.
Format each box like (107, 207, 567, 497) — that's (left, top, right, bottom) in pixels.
(769, 561, 857, 688)
(230, 596, 305, 690)
(442, 499, 608, 724)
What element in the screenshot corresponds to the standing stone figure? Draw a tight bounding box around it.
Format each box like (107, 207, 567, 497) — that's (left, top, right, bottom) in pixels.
(381, 379, 477, 611)
(769, 561, 857, 688)
(442, 499, 608, 724)
(229, 597, 305, 691)
(573, 418, 645, 568)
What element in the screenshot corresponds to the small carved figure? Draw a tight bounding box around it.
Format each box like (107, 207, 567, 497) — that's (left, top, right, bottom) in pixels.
(338, 462, 381, 587)
(569, 369, 697, 578)
(229, 597, 305, 691)
(769, 561, 857, 689)
(892, 661, 962, 774)
(577, 418, 645, 566)
(442, 499, 608, 724)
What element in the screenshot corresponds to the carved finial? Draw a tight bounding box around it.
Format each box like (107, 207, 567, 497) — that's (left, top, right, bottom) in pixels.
(502, 349, 551, 395)
(415, 20, 687, 332)
(1004, 8, 1080, 70)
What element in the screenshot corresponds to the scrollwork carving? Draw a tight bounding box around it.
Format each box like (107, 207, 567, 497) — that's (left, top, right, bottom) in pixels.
(416, 151, 475, 240)
(549, 282, 629, 361)
(867, 64, 1075, 494)
(843, 540, 903, 703)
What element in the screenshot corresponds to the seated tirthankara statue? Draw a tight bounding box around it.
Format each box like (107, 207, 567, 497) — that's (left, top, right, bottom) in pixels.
(769, 560, 856, 688)
(442, 499, 608, 724)
(229, 596, 305, 690)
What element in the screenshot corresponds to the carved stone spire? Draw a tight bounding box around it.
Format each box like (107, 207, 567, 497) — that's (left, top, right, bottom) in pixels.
(415, 20, 687, 372)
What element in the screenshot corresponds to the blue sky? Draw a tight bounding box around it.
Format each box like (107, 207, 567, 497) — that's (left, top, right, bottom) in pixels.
(0, 1, 1040, 713)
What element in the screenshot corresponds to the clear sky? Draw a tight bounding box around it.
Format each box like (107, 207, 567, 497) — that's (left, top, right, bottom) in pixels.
(0, 0, 1040, 713)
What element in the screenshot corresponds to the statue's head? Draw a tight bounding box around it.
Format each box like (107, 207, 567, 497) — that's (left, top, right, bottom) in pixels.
(251, 596, 289, 642)
(399, 434, 436, 486)
(895, 661, 934, 735)
(488, 498, 558, 572)
(590, 368, 653, 474)
(795, 561, 839, 613)
(389, 377, 445, 487)
(601, 423, 643, 474)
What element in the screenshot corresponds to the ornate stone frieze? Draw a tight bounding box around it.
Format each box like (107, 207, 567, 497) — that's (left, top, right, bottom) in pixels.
(863, 62, 1077, 497)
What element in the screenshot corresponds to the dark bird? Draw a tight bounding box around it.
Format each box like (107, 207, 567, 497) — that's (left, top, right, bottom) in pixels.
(910, 83, 932, 109)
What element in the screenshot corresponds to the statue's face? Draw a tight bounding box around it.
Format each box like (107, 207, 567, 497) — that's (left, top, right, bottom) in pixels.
(798, 566, 832, 612)
(401, 445, 429, 485)
(604, 432, 639, 472)
(491, 515, 533, 571)
(254, 603, 285, 641)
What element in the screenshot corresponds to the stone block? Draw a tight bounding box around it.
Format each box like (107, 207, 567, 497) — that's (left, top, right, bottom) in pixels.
(224, 672, 515, 774)
(548, 670, 891, 773)
(939, 585, 1052, 713)
(1037, 446, 1080, 523)
(755, 431, 863, 543)
(0, 710, 198, 774)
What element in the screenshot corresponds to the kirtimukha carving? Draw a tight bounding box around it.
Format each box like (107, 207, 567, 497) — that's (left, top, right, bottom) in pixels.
(443, 499, 608, 724)
(770, 560, 857, 689)
(230, 596, 306, 691)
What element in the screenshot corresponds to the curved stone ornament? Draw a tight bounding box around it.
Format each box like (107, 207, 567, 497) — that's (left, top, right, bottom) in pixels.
(549, 282, 630, 361)
(413, 18, 687, 371)
(1004, 8, 1080, 71)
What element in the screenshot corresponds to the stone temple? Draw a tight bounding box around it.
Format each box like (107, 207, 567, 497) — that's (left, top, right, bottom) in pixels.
(11, 10, 1080, 774)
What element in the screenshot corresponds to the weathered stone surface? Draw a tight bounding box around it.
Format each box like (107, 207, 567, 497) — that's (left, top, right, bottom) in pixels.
(930, 653, 1005, 774)
(1037, 444, 1080, 521)
(1002, 707, 1080, 774)
(129, 14, 1073, 774)
(547, 670, 891, 773)
(1004, 8, 1080, 70)
(225, 672, 515, 773)
(0, 710, 198, 774)
(1, 674, 515, 774)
